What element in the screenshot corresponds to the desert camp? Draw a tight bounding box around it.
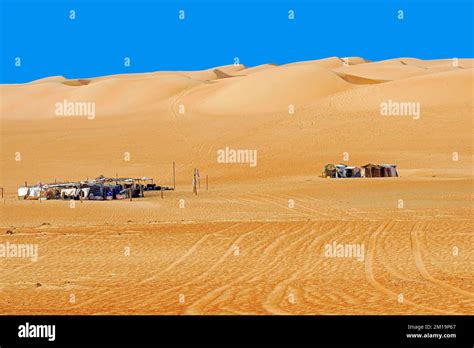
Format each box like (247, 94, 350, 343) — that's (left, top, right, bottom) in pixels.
(1, 55, 471, 318)
(323, 164, 361, 178)
(323, 163, 398, 178)
(17, 175, 172, 201)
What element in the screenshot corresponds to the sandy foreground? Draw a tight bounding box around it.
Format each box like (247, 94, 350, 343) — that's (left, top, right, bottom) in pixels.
(0, 57, 473, 314)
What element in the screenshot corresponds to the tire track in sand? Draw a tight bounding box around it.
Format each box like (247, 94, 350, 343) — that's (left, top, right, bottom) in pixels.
(411, 228, 474, 299)
(185, 223, 316, 314)
(0, 227, 111, 279)
(130, 222, 273, 310)
(141, 222, 244, 283)
(365, 222, 455, 314)
(262, 224, 330, 314)
(68, 222, 245, 311)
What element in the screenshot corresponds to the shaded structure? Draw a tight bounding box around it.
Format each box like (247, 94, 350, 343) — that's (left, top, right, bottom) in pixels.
(362, 163, 382, 178)
(362, 164, 398, 178)
(323, 164, 362, 178)
(17, 175, 173, 200)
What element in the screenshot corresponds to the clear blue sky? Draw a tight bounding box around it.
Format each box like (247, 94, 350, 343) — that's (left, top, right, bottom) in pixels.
(1, 0, 472, 83)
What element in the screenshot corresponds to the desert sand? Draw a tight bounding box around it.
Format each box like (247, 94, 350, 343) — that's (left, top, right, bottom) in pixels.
(0, 57, 472, 314)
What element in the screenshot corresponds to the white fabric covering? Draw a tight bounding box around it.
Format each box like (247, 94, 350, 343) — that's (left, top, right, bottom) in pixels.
(61, 188, 77, 196)
(28, 187, 41, 198)
(18, 187, 29, 197)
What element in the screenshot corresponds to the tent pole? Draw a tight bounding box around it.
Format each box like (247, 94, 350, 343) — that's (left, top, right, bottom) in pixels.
(173, 161, 176, 189)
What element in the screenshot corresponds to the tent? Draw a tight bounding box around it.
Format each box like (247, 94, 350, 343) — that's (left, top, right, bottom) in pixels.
(27, 187, 42, 199)
(324, 164, 362, 178)
(324, 164, 346, 178)
(324, 164, 337, 178)
(363, 164, 398, 177)
(335, 165, 347, 178)
(345, 166, 362, 178)
(61, 188, 77, 199)
(17, 187, 29, 199)
(362, 164, 382, 177)
(17, 175, 162, 201)
(381, 164, 398, 177)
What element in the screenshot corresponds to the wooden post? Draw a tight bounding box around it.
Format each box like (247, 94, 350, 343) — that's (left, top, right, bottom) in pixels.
(129, 187, 133, 201)
(1, 187, 3, 198)
(161, 188, 163, 199)
(206, 175, 208, 191)
(25, 181, 27, 187)
(173, 161, 176, 189)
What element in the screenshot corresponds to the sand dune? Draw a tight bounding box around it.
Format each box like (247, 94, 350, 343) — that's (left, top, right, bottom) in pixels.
(4, 56, 470, 119)
(333, 62, 433, 81)
(332, 58, 471, 82)
(393, 57, 473, 69)
(1, 74, 203, 119)
(0, 57, 472, 314)
(234, 63, 277, 75)
(283, 56, 368, 69)
(27, 75, 67, 85)
(321, 68, 473, 111)
(189, 64, 354, 115)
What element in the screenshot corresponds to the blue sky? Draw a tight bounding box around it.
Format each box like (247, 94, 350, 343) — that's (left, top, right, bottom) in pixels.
(1, 0, 472, 83)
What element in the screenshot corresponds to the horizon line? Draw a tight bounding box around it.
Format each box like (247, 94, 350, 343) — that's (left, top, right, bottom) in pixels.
(2, 55, 473, 85)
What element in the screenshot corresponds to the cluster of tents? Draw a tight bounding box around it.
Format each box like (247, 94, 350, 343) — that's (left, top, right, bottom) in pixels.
(323, 163, 398, 178)
(17, 175, 172, 201)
